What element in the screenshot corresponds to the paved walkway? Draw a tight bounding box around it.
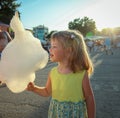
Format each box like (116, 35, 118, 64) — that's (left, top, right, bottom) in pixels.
(91, 48, 120, 118)
(0, 48, 120, 118)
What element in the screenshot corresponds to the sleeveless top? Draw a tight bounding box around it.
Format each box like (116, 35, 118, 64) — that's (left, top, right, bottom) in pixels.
(50, 67, 86, 102)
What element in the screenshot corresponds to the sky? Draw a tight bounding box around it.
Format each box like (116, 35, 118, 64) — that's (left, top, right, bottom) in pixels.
(17, 0, 120, 32)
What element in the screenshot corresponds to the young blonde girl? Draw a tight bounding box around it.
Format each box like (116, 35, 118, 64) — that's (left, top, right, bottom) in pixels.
(27, 30, 96, 118)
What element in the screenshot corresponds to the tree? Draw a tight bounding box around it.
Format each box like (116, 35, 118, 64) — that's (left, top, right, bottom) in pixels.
(0, 0, 21, 24)
(45, 30, 57, 40)
(68, 16, 96, 36)
(101, 28, 115, 37)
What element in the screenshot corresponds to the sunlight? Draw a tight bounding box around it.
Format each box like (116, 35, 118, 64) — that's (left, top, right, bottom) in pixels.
(79, 0, 120, 30)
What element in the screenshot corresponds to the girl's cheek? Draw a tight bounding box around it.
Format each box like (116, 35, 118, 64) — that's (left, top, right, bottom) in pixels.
(49, 47, 53, 53)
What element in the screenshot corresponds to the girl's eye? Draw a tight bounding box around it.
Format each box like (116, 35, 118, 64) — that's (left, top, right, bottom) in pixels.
(51, 45, 57, 49)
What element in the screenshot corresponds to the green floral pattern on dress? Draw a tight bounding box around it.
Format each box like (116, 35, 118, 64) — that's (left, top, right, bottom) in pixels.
(48, 99, 88, 118)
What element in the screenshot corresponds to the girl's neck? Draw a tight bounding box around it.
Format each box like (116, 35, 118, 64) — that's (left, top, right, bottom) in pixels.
(57, 62, 72, 74)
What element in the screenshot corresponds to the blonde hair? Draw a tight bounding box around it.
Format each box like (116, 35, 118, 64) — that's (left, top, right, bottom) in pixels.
(51, 30, 94, 75)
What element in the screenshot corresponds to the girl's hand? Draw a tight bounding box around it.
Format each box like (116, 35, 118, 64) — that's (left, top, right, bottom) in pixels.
(26, 82, 35, 91)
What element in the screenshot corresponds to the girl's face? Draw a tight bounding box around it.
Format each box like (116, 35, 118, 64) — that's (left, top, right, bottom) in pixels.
(49, 39, 66, 62)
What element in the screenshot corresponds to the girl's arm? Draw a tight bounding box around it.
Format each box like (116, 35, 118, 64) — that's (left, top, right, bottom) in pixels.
(82, 71, 96, 118)
(27, 74, 52, 97)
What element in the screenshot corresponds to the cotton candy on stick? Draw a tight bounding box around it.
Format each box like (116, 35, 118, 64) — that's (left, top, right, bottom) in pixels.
(0, 12, 48, 93)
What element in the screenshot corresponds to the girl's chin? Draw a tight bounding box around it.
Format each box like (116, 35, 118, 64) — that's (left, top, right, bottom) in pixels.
(50, 57, 54, 61)
(50, 58, 56, 62)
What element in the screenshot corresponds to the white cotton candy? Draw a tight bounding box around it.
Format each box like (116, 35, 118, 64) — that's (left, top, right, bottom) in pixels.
(0, 12, 48, 93)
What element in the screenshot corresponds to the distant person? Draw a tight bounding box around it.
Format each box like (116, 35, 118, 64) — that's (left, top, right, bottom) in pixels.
(27, 30, 96, 118)
(104, 37, 113, 55)
(0, 31, 12, 58)
(0, 31, 12, 85)
(86, 40, 94, 53)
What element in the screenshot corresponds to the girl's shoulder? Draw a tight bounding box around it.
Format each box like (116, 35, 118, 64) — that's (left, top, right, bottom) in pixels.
(51, 66, 57, 71)
(50, 66, 57, 75)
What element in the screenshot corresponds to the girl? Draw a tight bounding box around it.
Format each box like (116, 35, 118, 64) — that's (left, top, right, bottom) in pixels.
(27, 30, 96, 118)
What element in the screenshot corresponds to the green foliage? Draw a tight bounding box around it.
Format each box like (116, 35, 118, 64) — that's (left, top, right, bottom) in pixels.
(46, 30, 57, 40)
(101, 28, 114, 36)
(68, 16, 96, 36)
(0, 0, 21, 24)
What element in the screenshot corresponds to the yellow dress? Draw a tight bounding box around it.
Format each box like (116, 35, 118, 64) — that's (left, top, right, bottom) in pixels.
(48, 67, 88, 118)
